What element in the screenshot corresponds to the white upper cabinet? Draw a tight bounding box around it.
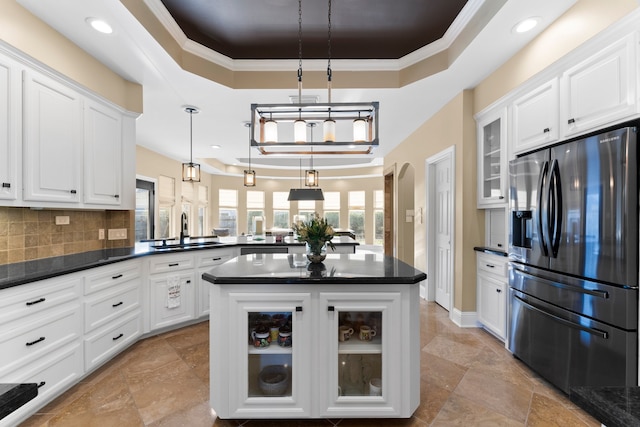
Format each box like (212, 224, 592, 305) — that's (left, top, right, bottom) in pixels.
(561, 33, 637, 137)
(0, 45, 137, 210)
(0, 54, 20, 201)
(83, 99, 122, 206)
(22, 69, 83, 203)
(476, 108, 507, 208)
(512, 78, 559, 155)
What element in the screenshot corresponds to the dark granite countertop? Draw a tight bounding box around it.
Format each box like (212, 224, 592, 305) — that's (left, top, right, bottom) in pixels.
(0, 383, 38, 421)
(0, 237, 360, 290)
(202, 253, 426, 285)
(571, 386, 640, 427)
(473, 246, 508, 257)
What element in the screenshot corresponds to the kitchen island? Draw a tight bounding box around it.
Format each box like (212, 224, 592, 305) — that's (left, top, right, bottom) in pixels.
(202, 253, 425, 419)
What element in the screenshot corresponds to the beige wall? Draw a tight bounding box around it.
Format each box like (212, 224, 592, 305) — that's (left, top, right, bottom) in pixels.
(0, 0, 142, 113)
(136, 146, 383, 243)
(384, 91, 482, 312)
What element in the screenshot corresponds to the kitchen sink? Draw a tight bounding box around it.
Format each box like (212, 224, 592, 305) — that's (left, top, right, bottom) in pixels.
(151, 241, 222, 250)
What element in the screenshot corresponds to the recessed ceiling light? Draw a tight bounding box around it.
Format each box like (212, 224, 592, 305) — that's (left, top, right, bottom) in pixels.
(513, 17, 540, 34)
(210, 144, 221, 149)
(85, 17, 113, 34)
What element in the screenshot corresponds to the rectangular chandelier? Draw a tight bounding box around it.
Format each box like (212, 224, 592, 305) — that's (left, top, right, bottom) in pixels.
(250, 102, 379, 155)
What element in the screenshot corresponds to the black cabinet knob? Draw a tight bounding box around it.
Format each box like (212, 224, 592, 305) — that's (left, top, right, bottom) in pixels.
(568, 118, 575, 124)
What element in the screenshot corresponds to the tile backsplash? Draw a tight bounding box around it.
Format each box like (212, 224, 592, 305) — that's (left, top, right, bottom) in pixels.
(0, 207, 133, 265)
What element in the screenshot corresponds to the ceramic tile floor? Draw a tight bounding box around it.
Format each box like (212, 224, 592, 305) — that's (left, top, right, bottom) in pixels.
(20, 301, 601, 426)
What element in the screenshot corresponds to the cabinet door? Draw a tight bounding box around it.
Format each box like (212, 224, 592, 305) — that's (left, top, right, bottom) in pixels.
(477, 273, 507, 340)
(195, 248, 237, 317)
(561, 33, 637, 137)
(83, 99, 122, 206)
(221, 292, 312, 419)
(512, 78, 559, 155)
(23, 70, 82, 203)
(0, 54, 20, 201)
(319, 291, 403, 418)
(476, 108, 507, 208)
(149, 272, 196, 330)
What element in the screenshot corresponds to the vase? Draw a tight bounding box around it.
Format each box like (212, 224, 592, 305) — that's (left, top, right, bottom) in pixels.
(306, 242, 327, 264)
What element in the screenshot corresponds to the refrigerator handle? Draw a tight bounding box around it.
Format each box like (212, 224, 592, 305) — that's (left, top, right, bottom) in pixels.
(550, 159, 563, 258)
(537, 160, 549, 256)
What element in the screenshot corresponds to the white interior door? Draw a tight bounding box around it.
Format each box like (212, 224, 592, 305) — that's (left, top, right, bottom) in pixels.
(426, 147, 455, 312)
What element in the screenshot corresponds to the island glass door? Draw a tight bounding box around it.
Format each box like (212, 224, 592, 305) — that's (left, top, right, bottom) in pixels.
(247, 310, 293, 398)
(319, 292, 402, 417)
(227, 293, 311, 418)
(337, 310, 383, 397)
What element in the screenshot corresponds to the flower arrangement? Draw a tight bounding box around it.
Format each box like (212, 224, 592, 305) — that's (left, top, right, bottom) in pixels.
(292, 214, 336, 256)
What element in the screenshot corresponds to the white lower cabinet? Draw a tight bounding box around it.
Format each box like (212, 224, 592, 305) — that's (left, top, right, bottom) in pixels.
(195, 247, 237, 317)
(210, 283, 419, 419)
(83, 260, 143, 371)
(148, 253, 196, 330)
(476, 252, 507, 340)
(0, 274, 83, 427)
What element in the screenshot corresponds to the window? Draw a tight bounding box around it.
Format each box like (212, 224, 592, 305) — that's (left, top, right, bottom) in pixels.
(348, 191, 366, 242)
(273, 192, 290, 229)
(374, 190, 384, 245)
(181, 182, 194, 236)
(198, 185, 208, 236)
(323, 192, 340, 228)
(158, 175, 175, 239)
(135, 179, 155, 242)
(297, 200, 316, 223)
(247, 190, 264, 235)
(219, 189, 238, 236)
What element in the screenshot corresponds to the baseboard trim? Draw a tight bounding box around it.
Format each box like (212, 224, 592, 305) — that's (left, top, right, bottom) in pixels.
(450, 308, 479, 328)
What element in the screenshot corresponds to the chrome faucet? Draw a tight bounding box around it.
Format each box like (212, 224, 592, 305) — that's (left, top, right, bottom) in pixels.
(180, 212, 189, 244)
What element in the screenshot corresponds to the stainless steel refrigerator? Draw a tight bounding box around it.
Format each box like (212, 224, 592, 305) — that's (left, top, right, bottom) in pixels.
(508, 121, 639, 394)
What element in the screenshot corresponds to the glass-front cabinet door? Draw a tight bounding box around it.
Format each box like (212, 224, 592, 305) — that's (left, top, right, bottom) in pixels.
(319, 291, 402, 418)
(476, 107, 507, 208)
(226, 292, 312, 418)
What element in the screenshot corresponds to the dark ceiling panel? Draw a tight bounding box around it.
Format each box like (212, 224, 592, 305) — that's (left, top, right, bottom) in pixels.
(161, 0, 468, 60)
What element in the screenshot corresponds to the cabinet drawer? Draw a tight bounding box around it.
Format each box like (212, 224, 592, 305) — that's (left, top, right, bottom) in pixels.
(148, 253, 194, 274)
(477, 253, 508, 277)
(84, 260, 141, 295)
(0, 305, 81, 376)
(0, 276, 81, 325)
(196, 248, 236, 267)
(0, 343, 83, 426)
(84, 310, 142, 371)
(84, 282, 141, 333)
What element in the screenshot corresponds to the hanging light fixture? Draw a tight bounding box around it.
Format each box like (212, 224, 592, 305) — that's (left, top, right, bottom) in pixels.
(288, 157, 324, 201)
(323, 0, 335, 143)
(182, 106, 201, 182)
(305, 123, 319, 187)
(243, 122, 256, 187)
(249, 0, 379, 156)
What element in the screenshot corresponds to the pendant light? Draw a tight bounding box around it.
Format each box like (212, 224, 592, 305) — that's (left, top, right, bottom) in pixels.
(288, 157, 324, 201)
(181, 106, 201, 182)
(305, 123, 319, 187)
(323, 0, 336, 142)
(243, 122, 256, 187)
